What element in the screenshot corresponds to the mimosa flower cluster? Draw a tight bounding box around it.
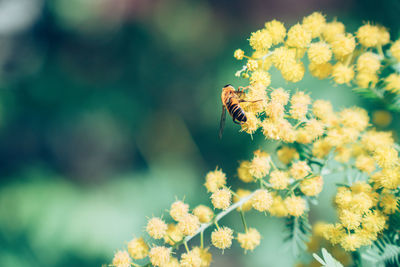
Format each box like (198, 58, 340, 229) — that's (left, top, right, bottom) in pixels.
(110, 12, 400, 267)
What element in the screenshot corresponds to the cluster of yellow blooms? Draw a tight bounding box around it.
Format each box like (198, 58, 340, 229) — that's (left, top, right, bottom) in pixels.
(234, 12, 400, 94)
(110, 12, 400, 267)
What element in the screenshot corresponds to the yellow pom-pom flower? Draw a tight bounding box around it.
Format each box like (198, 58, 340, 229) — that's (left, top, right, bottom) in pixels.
(237, 160, 254, 183)
(355, 155, 375, 174)
(340, 234, 362, 251)
(233, 188, 253, 212)
(384, 73, 400, 94)
(127, 237, 149, 260)
(322, 21, 345, 43)
(164, 224, 183, 245)
(356, 72, 378, 88)
(269, 170, 290, 190)
(211, 226, 234, 250)
(308, 42, 332, 64)
(249, 150, 271, 179)
(339, 210, 362, 230)
(286, 23, 312, 48)
(249, 29, 272, 51)
(270, 87, 290, 105)
(250, 70, 271, 86)
(192, 247, 212, 267)
(339, 107, 369, 132)
(211, 188, 232, 210)
(332, 63, 354, 84)
(356, 24, 381, 47)
(177, 214, 200, 236)
(265, 20, 286, 44)
(281, 61, 305, 82)
(149, 246, 171, 267)
(180, 249, 202, 267)
(146, 217, 168, 239)
(277, 146, 299, 165)
(331, 34, 355, 59)
(290, 160, 311, 180)
(234, 49, 245, 60)
(390, 40, 400, 61)
(284, 195, 306, 217)
(237, 228, 261, 252)
(170, 200, 189, 222)
(272, 47, 296, 70)
(193, 205, 214, 223)
(309, 62, 333, 79)
(380, 193, 399, 214)
(302, 12, 326, 38)
(204, 168, 226, 193)
(247, 59, 259, 71)
(300, 176, 323, 196)
(112, 250, 132, 267)
(356, 52, 381, 73)
(252, 189, 273, 212)
(268, 194, 288, 217)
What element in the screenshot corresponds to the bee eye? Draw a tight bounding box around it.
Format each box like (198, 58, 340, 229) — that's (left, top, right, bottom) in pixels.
(223, 84, 232, 88)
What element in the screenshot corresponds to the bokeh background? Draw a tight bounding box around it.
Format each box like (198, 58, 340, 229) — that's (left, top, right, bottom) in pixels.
(0, 0, 399, 266)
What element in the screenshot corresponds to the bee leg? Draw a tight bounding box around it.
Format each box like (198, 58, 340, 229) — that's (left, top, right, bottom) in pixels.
(233, 118, 244, 125)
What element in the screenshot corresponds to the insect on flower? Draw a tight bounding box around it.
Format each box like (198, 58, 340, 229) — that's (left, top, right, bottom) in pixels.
(219, 84, 260, 139)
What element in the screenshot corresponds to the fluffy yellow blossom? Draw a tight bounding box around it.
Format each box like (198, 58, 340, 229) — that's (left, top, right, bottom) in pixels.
(356, 24, 381, 47)
(290, 91, 311, 119)
(390, 40, 400, 61)
(211, 188, 232, 210)
(308, 42, 332, 64)
(241, 112, 259, 134)
(290, 161, 311, 180)
(355, 155, 375, 173)
(265, 20, 286, 44)
(249, 150, 271, 179)
(372, 110, 392, 127)
(378, 26, 390, 46)
(249, 29, 272, 51)
(180, 249, 201, 267)
(286, 23, 312, 48)
(265, 101, 285, 121)
(340, 234, 362, 251)
(193, 205, 214, 223)
(371, 168, 400, 190)
(237, 161, 254, 183)
(332, 63, 354, 84)
(234, 49, 244, 60)
(112, 250, 131, 267)
(380, 193, 399, 214)
(170, 201, 189, 222)
(362, 210, 386, 233)
(270, 87, 290, 105)
(331, 33, 355, 60)
(269, 170, 290, 190)
(356, 72, 378, 88)
(322, 223, 346, 245)
(304, 119, 325, 140)
(277, 146, 299, 165)
(356, 52, 381, 73)
(373, 146, 398, 169)
(237, 228, 261, 252)
(302, 12, 326, 38)
(204, 168, 226, 193)
(252, 189, 273, 212)
(177, 214, 200, 236)
(384, 73, 400, 93)
(192, 247, 212, 267)
(334, 146, 352, 163)
(280, 62, 305, 82)
(247, 59, 259, 71)
(361, 130, 394, 151)
(284, 195, 306, 217)
(312, 139, 332, 158)
(269, 194, 288, 217)
(211, 226, 234, 250)
(322, 21, 345, 43)
(164, 257, 180, 267)
(339, 107, 369, 131)
(149, 246, 171, 267)
(233, 188, 253, 212)
(309, 62, 333, 79)
(272, 47, 296, 70)
(339, 210, 361, 230)
(312, 99, 334, 121)
(127, 237, 149, 260)
(146, 217, 167, 239)
(164, 224, 183, 245)
(300, 176, 323, 196)
(250, 70, 271, 86)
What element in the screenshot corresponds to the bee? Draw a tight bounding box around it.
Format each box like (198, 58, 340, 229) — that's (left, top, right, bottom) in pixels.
(219, 84, 260, 139)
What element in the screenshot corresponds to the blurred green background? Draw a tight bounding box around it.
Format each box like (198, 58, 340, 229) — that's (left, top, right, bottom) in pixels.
(0, 0, 399, 266)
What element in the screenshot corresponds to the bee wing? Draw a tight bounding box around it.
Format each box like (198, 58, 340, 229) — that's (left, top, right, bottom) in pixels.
(218, 105, 227, 139)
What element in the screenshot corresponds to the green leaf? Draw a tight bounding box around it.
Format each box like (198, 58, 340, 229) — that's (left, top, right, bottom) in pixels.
(284, 214, 311, 257)
(312, 248, 344, 267)
(362, 233, 400, 265)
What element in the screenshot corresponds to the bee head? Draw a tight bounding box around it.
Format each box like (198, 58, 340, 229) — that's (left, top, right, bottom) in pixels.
(223, 84, 232, 88)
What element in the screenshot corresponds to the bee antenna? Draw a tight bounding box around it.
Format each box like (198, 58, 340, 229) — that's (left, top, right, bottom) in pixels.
(223, 84, 232, 88)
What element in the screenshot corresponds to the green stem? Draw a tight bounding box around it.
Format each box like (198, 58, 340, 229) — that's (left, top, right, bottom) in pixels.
(200, 230, 204, 249)
(239, 209, 248, 232)
(184, 241, 189, 253)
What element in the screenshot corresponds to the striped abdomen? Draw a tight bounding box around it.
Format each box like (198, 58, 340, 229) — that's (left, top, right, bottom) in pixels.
(226, 98, 247, 123)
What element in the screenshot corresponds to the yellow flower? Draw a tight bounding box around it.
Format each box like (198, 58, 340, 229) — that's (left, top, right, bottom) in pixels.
(211, 188, 232, 210)
(233, 188, 253, 212)
(280, 61, 305, 82)
(290, 161, 311, 180)
(272, 47, 296, 70)
(339, 107, 369, 132)
(177, 214, 200, 236)
(286, 23, 312, 48)
(269, 193, 288, 217)
(362, 210, 386, 234)
(380, 193, 399, 214)
(127, 237, 149, 260)
(332, 63, 354, 84)
(302, 12, 326, 38)
(378, 26, 390, 46)
(322, 223, 346, 245)
(211, 226, 234, 250)
(146, 217, 167, 239)
(164, 224, 183, 245)
(193, 205, 214, 223)
(265, 20, 286, 44)
(265, 101, 285, 121)
(384, 73, 400, 93)
(312, 139, 332, 159)
(192, 247, 212, 267)
(309, 62, 333, 79)
(204, 168, 226, 193)
(170, 200, 189, 222)
(234, 49, 245, 60)
(290, 91, 311, 119)
(112, 250, 131, 267)
(339, 210, 361, 230)
(277, 146, 299, 165)
(237, 161, 254, 183)
(361, 130, 394, 152)
(237, 228, 261, 252)
(373, 146, 398, 169)
(304, 119, 325, 140)
(356, 72, 378, 88)
(252, 189, 273, 212)
(340, 234, 362, 251)
(371, 168, 400, 190)
(270, 87, 290, 105)
(241, 112, 259, 134)
(247, 59, 259, 71)
(300, 176, 323, 196)
(164, 257, 180, 267)
(322, 21, 345, 43)
(307, 42, 332, 64)
(356, 24, 381, 47)
(355, 155, 375, 173)
(390, 40, 400, 61)
(284, 195, 306, 217)
(356, 52, 381, 73)
(180, 249, 202, 267)
(331, 33, 355, 59)
(250, 70, 271, 86)
(149, 246, 171, 267)
(269, 170, 290, 190)
(249, 150, 271, 179)
(372, 110, 392, 127)
(249, 29, 272, 51)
